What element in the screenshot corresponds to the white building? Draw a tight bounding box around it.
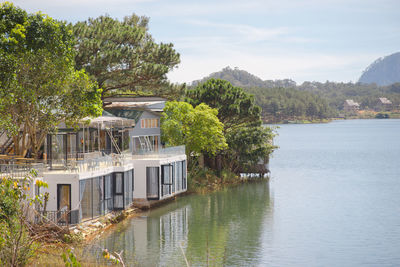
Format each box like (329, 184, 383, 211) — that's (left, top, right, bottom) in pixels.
(0, 97, 187, 224)
(343, 99, 360, 113)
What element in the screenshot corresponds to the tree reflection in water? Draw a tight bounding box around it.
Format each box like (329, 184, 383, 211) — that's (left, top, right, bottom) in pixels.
(86, 181, 272, 266)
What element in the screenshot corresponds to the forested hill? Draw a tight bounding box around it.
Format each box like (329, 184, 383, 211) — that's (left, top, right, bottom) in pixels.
(359, 52, 400, 86)
(191, 66, 296, 88)
(192, 66, 400, 122)
(190, 68, 333, 122)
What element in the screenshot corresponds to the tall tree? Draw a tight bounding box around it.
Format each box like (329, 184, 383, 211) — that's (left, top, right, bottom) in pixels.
(187, 79, 276, 173)
(187, 79, 261, 131)
(161, 101, 227, 160)
(73, 14, 181, 100)
(0, 2, 102, 157)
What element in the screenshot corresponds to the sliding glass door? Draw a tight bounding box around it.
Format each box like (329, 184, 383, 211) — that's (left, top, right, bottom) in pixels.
(57, 184, 71, 223)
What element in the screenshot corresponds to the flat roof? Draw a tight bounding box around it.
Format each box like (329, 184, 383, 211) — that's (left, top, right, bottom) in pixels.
(103, 96, 167, 103)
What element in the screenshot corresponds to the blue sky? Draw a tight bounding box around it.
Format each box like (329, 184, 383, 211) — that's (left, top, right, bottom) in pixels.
(9, 0, 400, 84)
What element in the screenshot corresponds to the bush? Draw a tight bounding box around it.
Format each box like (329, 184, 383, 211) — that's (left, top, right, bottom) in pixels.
(375, 113, 390, 119)
(0, 174, 47, 266)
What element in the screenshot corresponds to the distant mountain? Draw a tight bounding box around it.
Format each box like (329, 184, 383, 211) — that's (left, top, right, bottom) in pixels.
(359, 52, 400, 86)
(191, 66, 296, 88)
(190, 66, 400, 117)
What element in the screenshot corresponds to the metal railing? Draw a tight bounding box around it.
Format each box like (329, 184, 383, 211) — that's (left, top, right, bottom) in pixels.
(132, 145, 186, 159)
(1, 146, 185, 176)
(49, 154, 114, 173)
(49, 152, 135, 173)
(0, 163, 45, 178)
(34, 209, 80, 225)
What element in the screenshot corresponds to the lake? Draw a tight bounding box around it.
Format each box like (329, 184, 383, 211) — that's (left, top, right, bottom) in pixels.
(87, 119, 400, 266)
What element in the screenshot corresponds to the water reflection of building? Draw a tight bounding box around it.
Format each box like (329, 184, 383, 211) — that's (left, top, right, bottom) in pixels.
(89, 182, 273, 266)
(89, 203, 190, 266)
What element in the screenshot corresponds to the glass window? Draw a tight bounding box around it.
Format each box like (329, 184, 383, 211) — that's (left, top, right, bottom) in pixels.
(141, 118, 159, 129)
(124, 171, 130, 208)
(162, 165, 172, 185)
(177, 161, 182, 191)
(115, 173, 123, 194)
(122, 130, 130, 152)
(114, 173, 124, 209)
(92, 177, 103, 217)
(114, 195, 124, 209)
(80, 179, 93, 220)
(67, 133, 77, 160)
(146, 167, 159, 199)
(132, 169, 135, 194)
(182, 160, 187, 190)
(104, 174, 113, 212)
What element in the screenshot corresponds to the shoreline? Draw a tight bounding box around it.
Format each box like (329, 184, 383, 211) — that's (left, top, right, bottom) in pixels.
(265, 113, 400, 125)
(32, 175, 268, 265)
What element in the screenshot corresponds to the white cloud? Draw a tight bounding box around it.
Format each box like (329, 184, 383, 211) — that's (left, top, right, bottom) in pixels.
(187, 20, 288, 42)
(13, 0, 154, 6)
(9, 0, 398, 85)
(168, 51, 381, 84)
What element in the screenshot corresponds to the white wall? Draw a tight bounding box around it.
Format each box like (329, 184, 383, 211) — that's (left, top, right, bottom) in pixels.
(42, 162, 134, 212)
(41, 153, 187, 212)
(132, 154, 187, 200)
(42, 172, 80, 211)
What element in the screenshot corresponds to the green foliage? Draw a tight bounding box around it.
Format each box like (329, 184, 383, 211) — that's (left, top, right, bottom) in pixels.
(187, 78, 261, 129)
(0, 172, 48, 266)
(102, 249, 125, 266)
(73, 14, 180, 99)
(246, 86, 334, 122)
(192, 66, 296, 88)
(0, 2, 102, 157)
(191, 66, 400, 122)
(187, 79, 276, 173)
(225, 125, 276, 172)
(63, 232, 84, 244)
(161, 101, 227, 157)
(297, 81, 400, 111)
(375, 112, 390, 119)
(61, 249, 81, 267)
(0, 178, 21, 222)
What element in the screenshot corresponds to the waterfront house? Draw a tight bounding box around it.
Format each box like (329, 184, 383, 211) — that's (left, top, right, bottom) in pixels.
(103, 97, 187, 203)
(343, 99, 360, 113)
(0, 97, 187, 225)
(375, 97, 392, 111)
(103, 96, 165, 153)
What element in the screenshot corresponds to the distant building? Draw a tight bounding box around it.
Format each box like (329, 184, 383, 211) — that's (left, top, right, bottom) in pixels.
(343, 99, 360, 113)
(375, 97, 392, 111)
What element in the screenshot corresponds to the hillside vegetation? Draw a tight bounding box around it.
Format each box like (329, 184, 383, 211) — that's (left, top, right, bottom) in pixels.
(192, 66, 296, 88)
(192, 66, 400, 122)
(246, 87, 334, 123)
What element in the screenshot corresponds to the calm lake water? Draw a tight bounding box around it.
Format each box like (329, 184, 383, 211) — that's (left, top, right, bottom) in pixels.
(87, 119, 400, 266)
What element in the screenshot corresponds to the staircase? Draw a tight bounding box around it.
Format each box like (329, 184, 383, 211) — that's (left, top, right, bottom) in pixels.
(0, 130, 14, 154)
(106, 128, 121, 154)
(137, 136, 153, 152)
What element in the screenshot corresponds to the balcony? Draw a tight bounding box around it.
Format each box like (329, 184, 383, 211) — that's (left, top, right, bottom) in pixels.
(0, 163, 45, 179)
(0, 152, 134, 178)
(0, 146, 186, 178)
(132, 145, 186, 159)
(46, 152, 133, 174)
